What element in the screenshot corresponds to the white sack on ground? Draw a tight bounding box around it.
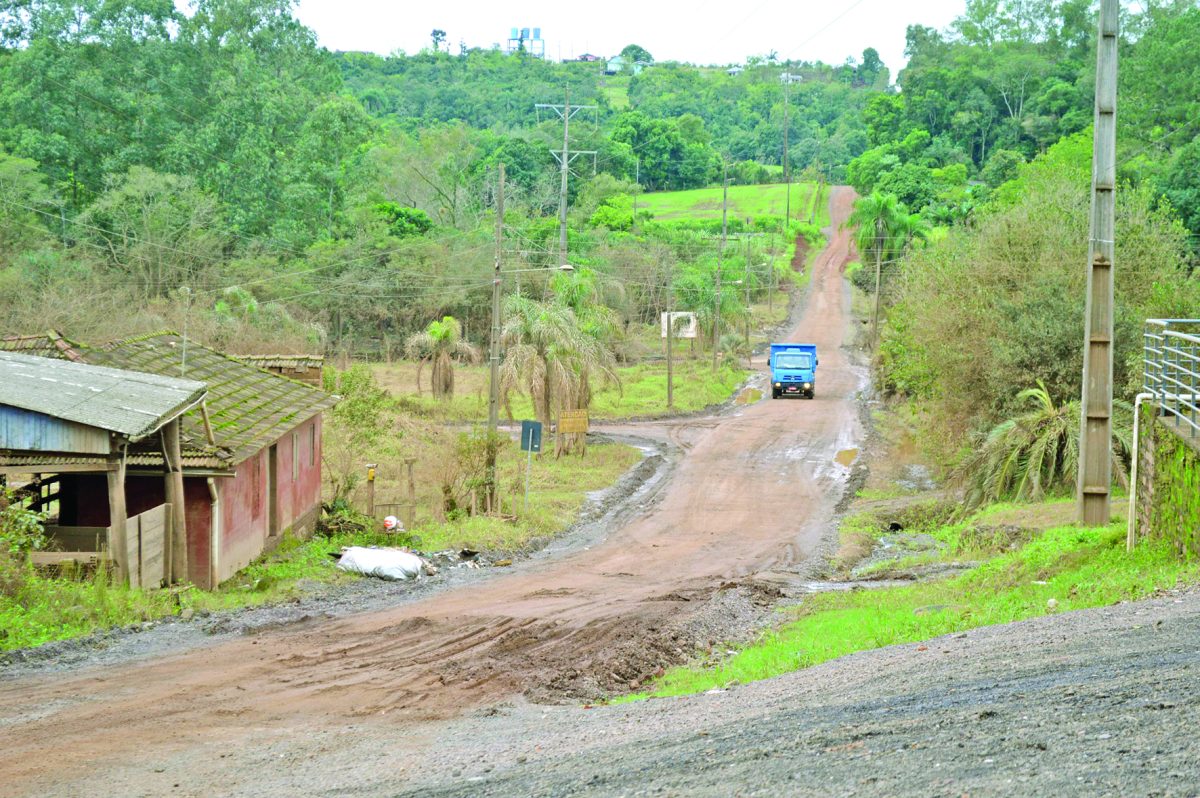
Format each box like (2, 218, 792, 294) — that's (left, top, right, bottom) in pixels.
(337, 546, 426, 580)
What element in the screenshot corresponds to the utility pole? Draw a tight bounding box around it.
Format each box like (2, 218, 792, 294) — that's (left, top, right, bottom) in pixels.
(487, 164, 505, 507)
(713, 165, 729, 371)
(768, 231, 776, 312)
(632, 155, 639, 233)
(666, 310, 675, 410)
(1077, 0, 1119, 526)
(558, 86, 570, 267)
(537, 90, 597, 268)
(744, 237, 752, 351)
(783, 61, 791, 226)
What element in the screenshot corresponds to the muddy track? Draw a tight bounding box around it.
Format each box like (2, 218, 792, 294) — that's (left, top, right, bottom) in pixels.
(0, 188, 863, 796)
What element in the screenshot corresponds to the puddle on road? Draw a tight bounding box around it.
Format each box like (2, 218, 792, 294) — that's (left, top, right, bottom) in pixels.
(834, 448, 858, 467)
(735, 387, 763, 404)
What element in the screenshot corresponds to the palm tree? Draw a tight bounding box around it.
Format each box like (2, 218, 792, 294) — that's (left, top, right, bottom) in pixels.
(551, 268, 622, 454)
(404, 316, 479, 400)
(957, 381, 1132, 509)
(499, 294, 618, 456)
(893, 211, 931, 257)
(844, 191, 905, 346)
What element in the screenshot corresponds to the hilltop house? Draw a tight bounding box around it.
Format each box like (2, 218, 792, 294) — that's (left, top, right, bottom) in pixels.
(0, 332, 336, 588)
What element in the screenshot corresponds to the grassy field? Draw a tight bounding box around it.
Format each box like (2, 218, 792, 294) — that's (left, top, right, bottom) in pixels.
(0, 440, 641, 652)
(619, 498, 1198, 701)
(372, 360, 749, 422)
(599, 76, 630, 109)
(371, 325, 759, 423)
(638, 182, 830, 228)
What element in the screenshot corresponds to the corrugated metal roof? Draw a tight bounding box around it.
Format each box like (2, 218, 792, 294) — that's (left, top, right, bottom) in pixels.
(0, 351, 207, 440)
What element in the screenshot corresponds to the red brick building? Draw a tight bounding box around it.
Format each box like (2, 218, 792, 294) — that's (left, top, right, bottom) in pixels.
(0, 332, 336, 588)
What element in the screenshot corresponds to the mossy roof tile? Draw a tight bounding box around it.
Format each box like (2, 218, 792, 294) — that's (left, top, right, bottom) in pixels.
(84, 333, 336, 466)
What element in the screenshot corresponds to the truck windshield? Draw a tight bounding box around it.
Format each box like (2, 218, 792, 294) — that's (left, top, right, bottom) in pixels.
(775, 354, 812, 370)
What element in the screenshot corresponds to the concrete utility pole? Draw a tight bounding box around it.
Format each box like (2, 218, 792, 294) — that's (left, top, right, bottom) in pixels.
(489, 164, 504, 433)
(713, 165, 729, 371)
(1077, 0, 1118, 526)
(487, 164, 504, 507)
(536, 91, 597, 268)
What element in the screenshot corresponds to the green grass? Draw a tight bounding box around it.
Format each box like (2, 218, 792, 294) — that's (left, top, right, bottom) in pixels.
(638, 182, 830, 228)
(599, 76, 630, 109)
(0, 441, 641, 653)
(591, 360, 748, 418)
(371, 353, 749, 422)
(620, 504, 1199, 701)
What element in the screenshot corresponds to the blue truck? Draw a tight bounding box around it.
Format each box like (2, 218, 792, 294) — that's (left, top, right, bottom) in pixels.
(769, 343, 818, 399)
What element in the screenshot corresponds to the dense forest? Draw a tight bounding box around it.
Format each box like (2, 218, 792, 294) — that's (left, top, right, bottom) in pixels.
(2, 0, 1200, 463)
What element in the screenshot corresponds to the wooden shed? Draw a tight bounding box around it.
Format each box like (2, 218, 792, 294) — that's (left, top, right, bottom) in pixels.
(1, 332, 338, 589)
(0, 351, 206, 586)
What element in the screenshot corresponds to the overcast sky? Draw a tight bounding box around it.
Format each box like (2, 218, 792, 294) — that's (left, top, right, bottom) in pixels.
(293, 0, 967, 74)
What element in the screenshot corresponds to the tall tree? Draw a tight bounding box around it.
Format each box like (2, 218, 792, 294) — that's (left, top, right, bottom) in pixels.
(405, 316, 479, 399)
(846, 191, 906, 345)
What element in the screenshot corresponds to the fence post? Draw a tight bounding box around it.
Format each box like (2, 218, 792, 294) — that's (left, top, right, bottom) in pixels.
(404, 457, 416, 531)
(365, 463, 377, 517)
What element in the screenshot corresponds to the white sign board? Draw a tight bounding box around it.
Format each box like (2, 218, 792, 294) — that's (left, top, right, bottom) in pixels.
(661, 311, 698, 339)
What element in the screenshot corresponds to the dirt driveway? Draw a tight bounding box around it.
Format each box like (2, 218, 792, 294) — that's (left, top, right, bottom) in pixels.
(0, 188, 862, 796)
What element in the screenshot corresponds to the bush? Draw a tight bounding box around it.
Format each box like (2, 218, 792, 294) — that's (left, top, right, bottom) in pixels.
(880, 133, 1194, 454)
(0, 487, 47, 555)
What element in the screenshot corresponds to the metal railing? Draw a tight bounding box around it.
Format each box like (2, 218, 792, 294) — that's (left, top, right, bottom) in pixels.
(1144, 319, 1200, 439)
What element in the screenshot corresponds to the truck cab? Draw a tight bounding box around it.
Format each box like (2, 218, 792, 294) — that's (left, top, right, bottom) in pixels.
(769, 343, 818, 399)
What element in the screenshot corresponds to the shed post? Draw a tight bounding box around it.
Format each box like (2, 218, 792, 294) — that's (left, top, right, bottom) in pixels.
(163, 419, 188, 584)
(106, 453, 128, 585)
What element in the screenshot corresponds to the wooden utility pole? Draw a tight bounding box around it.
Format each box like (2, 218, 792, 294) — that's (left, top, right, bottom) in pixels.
(487, 164, 504, 507)
(666, 311, 675, 410)
(767, 231, 776, 312)
(713, 165, 729, 371)
(1077, 0, 1119, 526)
(744, 237, 752, 350)
(404, 457, 416, 530)
(365, 463, 377, 517)
(783, 62, 791, 226)
(632, 155, 639, 233)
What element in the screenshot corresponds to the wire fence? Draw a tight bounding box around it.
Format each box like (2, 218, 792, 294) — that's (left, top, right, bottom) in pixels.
(1144, 319, 1200, 440)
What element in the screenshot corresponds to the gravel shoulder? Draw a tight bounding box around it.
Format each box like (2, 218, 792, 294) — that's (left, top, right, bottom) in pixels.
(391, 585, 1200, 798)
(157, 586, 1194, 798)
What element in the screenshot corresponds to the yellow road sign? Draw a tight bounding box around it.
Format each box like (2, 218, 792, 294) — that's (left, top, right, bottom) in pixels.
(558, 409, 589, 433)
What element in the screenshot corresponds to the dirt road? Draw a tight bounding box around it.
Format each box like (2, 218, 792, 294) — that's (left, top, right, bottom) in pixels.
(0, 188, 863, 797)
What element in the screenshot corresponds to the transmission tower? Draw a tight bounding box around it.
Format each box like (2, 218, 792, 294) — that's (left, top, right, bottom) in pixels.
(536, 87, 597, 267)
